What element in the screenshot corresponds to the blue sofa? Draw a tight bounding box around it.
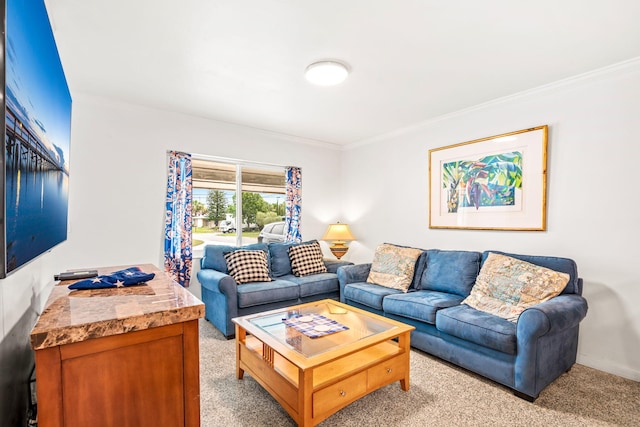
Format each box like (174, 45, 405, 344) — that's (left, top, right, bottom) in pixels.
(337, 248, 588, 401)
(197, 241, 351, 338)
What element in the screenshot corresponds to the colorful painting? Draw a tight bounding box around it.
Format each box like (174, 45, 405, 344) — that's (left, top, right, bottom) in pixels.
(442, 151, 523, 213)
(429, 126, 547, 231)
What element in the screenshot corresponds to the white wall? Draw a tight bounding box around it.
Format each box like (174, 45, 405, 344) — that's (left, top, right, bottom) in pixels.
(340, 59, 640, 381)
(52, 94, 343, 269)
(0, 93, 343, 422)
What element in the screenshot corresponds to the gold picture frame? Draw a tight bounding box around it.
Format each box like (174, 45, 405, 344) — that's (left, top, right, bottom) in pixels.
(429, 125, 548, 231)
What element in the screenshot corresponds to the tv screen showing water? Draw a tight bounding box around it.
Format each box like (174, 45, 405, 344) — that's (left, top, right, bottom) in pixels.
(3, 0, 72, 277)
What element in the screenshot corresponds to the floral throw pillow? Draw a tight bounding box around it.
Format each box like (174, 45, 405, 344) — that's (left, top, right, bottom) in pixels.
(224, 250, 273, 284)
(366, 244, 422, 292)
(463, 252, 569, 322)
(288, 242, 327, 277)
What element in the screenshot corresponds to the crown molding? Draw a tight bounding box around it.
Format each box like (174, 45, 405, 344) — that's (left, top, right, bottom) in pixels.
(344, 56, 640, 151)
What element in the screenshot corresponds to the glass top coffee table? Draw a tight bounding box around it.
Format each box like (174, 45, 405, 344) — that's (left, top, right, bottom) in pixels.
(232, 299, 414, 427)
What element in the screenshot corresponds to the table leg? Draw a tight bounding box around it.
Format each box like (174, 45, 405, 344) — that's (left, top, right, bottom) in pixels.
(236, 325, 245, 379)
(398, 332, 411, 391)
(298, 368, 314, 426)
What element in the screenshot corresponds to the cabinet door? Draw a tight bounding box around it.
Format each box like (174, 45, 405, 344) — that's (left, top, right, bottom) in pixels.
(61, 334, 184, 427)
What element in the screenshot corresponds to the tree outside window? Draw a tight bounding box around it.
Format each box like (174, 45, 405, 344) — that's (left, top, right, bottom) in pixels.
(206, 190, 227, 227)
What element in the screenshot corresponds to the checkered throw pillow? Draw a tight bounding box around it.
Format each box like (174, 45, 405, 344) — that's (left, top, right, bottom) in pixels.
(223, 250, 273, 284)
(288, 242, 327, 277)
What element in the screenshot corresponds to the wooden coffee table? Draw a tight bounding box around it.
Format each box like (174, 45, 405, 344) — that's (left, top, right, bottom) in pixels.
(233, 300, 414, 426)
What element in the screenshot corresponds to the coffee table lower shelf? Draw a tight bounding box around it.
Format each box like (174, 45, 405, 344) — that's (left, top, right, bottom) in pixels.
(235, 325, 411, 426)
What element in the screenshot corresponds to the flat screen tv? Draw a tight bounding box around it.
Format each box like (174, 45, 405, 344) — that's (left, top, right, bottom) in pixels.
(1, 0, 72, 278)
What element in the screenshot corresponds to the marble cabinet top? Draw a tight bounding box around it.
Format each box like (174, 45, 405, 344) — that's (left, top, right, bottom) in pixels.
(30, 264, 204, 350)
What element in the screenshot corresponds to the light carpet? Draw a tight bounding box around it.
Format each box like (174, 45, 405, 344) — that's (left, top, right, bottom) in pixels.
(198, 319, 639, 426)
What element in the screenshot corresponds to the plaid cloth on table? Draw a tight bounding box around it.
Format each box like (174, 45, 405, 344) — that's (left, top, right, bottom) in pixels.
(282, 313, 349, 338)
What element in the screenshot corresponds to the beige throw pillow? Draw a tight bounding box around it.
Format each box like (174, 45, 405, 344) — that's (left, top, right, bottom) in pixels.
(463, 252, 569, 322)
(366, 244, 422, 292)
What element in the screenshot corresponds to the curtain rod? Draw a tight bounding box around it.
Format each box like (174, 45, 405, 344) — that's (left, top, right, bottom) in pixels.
(174, 151, 296, 171)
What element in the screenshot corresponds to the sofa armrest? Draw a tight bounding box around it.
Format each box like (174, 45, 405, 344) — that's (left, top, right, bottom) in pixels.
(517, 294, 588, 338)
(337, 263, 372, 302)
(196, 268, 239, 337)
(198, 269, 237, 296)
(323, 259, 354, 274)
(515, 294, 588, 398)
(337, 263, 372, 284)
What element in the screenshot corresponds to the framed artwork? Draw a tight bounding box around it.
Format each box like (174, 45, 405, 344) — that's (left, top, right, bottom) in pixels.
(429, 125, 548, 231)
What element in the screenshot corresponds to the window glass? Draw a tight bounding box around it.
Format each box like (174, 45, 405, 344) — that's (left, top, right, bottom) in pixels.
(239, 166, 285, 245)
(191, 158, 286, 250)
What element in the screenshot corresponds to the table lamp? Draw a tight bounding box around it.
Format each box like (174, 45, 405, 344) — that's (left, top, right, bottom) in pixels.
(322, 223, 355, 259)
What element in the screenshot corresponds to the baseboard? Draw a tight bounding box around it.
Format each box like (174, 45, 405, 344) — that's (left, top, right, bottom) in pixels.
(577, 354, 640, 381)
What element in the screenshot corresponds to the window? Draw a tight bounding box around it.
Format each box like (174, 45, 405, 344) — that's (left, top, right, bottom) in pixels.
(191, 157, 287, 249)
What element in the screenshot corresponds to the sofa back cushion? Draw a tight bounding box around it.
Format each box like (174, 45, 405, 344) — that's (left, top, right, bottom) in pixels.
(420, 250, 481, 297)
(269, 240, 319, 277)
(201, 243, 269, 274)
(481, 250, 579, 295)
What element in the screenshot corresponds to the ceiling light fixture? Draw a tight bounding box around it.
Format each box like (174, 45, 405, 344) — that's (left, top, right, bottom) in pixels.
(305, 61, 349, 86)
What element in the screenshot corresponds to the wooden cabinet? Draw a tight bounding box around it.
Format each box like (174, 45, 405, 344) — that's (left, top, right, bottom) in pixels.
(30, 264, 204, 427)
(35, 320, 200, 427)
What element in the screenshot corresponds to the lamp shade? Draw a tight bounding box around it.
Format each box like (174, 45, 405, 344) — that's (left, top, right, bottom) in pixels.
(322, 223, 355, 242)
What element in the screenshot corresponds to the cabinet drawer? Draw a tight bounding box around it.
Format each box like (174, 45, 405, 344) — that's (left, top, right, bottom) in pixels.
(313, 371, 367, 417)
(367, 354, 407, 391)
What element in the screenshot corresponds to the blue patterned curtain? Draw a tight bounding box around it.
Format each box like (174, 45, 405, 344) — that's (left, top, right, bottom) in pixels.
(284, 166, 302, 243)
(164, 151, 193, 287)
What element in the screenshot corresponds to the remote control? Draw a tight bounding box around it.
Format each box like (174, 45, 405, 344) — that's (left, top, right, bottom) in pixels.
(54, 270, 99, 281)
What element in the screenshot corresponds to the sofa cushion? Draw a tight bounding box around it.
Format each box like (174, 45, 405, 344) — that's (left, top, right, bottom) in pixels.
(464, 252, 569, 322)
(436, 305, 517, 355)
(383, 291, 465, 324)
(482, 250, 579, 295)
(202, 243, 269, 274)
(224, 249, 273, 284)
(366, 243, 423, 292)
(420, 250, 481, 296)
(288, 242, 328, 277)
(269, 240, 318, 277)
(280, 273, 339, 298)
(343, 282, 403, 310)
(236, 279, 299, 308)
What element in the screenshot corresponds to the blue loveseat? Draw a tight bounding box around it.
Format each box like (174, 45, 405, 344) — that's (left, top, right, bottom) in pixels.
(337, 248, 588, 401)
(197, 241, 351, 338)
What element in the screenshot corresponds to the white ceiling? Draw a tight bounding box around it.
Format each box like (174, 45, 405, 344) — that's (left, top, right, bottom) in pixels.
(45, 0, 640, 147)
